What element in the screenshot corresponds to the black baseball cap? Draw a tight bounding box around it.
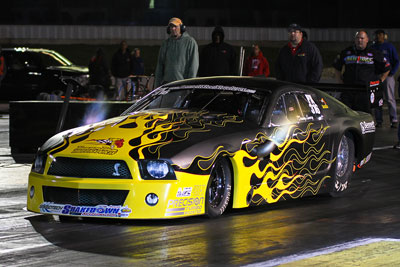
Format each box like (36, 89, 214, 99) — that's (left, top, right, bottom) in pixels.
(288, 23, 302, 32)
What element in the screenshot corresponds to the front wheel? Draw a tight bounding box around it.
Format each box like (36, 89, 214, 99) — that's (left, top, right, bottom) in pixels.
(206, 157, 232, 218)
(330, 133, 355, 197)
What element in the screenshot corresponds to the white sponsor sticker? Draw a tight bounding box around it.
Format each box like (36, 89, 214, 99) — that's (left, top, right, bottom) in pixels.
(360, 121, 376, 134)
(177, 187, 192, 197)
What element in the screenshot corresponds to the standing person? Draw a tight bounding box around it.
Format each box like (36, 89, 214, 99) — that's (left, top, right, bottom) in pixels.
(275, 23, 323, 83)
(154, 17, 199, 87)
(243, 44, 270, 77)
(332, 30, 391, 114)
(0, 46, 6, 87)
(111, 40, 132, 100)
(88, 48, 111, 98)
(198, 26, 237, 77)
(372, 29, 399, 128)
(131, 48, 144, 76)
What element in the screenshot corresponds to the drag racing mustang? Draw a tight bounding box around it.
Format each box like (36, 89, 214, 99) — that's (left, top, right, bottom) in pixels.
(27, 77, 375, 219)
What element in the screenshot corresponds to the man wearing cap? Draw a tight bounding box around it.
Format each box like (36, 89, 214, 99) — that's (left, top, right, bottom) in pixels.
(155, 17, 199, 87)
(333, 30, 390, 114)
(275, 23, 323, 83)
(371, 29, 399, 128)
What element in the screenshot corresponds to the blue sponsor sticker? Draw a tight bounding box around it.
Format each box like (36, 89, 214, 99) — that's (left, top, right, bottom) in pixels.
(39, 202, 132, 218)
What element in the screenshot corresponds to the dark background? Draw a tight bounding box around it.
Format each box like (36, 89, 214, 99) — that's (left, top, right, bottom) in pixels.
(2, 0, 399, 28)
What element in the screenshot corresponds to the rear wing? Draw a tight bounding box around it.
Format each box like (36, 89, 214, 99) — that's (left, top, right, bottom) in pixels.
(304, 81, 383, 109)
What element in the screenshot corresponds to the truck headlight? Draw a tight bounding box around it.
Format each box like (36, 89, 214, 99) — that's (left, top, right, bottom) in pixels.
(138, 160, 176, 180)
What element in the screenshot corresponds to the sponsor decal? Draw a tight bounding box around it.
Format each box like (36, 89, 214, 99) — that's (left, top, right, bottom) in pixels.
(357, 152, 372, 168)
(305, 94, 321, 114)
(167, 84, 256, 94)
(166, 185, 206, 216)
(39, 202, 132, 218)
(344, 55, 374, 65)
(321, 98, 329, 109)
(72, 138, 124, 155)
(87, 138, 124, 149)
(297, 53, 306, 57)
(369, 80, 380, 87)
(72, 145, 118, 155)
(176, 185, 205, 198)
(370, 92, 375, 104)
(360, 121, 375, 134)
(165, 197, 205, 216)
(177, 187, 192, 197)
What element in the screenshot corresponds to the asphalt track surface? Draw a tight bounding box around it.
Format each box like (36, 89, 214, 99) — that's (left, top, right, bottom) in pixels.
(1, 111, 400, 266)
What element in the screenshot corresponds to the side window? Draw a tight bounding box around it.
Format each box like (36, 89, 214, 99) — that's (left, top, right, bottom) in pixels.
(244, 93, 265, 123)
(271, 95, 289, 125)
(270, 92, 301, 125)
(284, 93, 301, 123)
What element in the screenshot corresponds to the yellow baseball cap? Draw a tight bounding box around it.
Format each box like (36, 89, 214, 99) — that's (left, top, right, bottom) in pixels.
(168, 17, 183, 26)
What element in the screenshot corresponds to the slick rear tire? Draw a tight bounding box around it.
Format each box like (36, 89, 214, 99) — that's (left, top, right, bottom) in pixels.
(330, 133, 355, 197)
(206, 157, 232, 218)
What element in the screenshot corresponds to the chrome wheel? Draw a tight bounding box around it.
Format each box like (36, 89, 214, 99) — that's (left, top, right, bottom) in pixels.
(336, 135, 349, 178)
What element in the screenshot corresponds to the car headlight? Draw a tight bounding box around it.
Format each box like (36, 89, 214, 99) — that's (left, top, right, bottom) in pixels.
(138, 160, 176, 180)
(31, 152, 47, 174)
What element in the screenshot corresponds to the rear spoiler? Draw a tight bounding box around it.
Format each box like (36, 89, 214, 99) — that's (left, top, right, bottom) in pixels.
(302, 81, 382, 108)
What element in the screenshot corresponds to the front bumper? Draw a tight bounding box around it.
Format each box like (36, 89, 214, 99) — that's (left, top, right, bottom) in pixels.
(27, 171, 209, 219)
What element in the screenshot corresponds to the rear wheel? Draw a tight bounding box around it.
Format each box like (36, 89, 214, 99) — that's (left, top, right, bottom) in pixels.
(206, 157, 232, 217)
(330, 133, 355, 197)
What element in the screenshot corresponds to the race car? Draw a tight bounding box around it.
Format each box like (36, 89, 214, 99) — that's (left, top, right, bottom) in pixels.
(27, 77, 375, 219)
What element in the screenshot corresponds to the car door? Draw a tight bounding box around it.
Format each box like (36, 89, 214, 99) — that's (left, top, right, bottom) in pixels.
(267, 90, 332, 199)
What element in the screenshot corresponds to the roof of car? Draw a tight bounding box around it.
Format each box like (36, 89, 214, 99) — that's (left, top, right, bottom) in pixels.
(162, 76, 311, 93)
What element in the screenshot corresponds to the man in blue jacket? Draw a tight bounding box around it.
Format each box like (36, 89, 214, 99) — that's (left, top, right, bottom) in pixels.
(372, 29, 399, 128)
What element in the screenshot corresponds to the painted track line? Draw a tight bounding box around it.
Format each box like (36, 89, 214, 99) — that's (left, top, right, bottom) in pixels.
(246, 238, 400, 267)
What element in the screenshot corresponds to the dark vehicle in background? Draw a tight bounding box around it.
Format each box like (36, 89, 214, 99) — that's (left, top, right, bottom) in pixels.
(0, 47, 89, 101)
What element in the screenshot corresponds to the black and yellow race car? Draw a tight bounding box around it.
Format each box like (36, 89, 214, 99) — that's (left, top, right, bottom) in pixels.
(27, 77, 375, 219)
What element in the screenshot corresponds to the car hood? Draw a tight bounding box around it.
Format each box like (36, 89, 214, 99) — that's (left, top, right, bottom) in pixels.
(45, 109, 261, 169)
(47, 65, 89, 73)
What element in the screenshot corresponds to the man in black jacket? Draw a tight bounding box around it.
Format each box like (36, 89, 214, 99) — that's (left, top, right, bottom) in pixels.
(275, 23, 323, 83)
(198, 26, 237, 77)
(111, 40, 132, 100)
(333, 30, 390, 114)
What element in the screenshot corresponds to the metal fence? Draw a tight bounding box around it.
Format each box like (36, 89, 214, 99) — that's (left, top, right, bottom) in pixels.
(2, 25, 400, 44)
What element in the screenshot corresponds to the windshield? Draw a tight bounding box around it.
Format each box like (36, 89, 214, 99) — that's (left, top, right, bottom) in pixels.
(123, 85, 270, 124)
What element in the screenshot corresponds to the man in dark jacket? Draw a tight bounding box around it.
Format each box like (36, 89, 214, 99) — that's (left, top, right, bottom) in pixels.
(275, 23, 323, 83)
(198, 26, 237, 77)
(89, 48, 111, 97)
(111, 40, 132, 100)
(333, 30, 390, 113)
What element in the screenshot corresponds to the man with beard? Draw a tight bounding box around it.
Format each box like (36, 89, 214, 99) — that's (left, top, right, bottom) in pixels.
(333, 30, 390, 114)
(275, 23, 323, 83)
(198, 26, 237, 77)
